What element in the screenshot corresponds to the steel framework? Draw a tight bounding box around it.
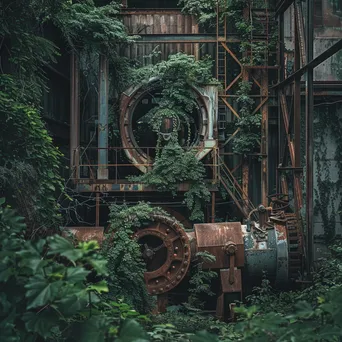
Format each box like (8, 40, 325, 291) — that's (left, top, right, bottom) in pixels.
(68, 1, 342, 275)
(275, 0, 342, 274)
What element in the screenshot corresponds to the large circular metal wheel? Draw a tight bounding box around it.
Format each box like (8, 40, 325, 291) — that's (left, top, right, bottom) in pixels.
(134, 215, 192, 295)
(284, 213, 303, 280)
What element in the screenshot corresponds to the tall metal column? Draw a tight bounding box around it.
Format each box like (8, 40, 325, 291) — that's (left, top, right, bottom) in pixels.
(261, 69, 269, 206)
(294, 2, 302, 212)
(70, 53, 80, 180)
(277, 12, 285, 194)
(97, 55, 109, 180)
(305, 0, 314, 274)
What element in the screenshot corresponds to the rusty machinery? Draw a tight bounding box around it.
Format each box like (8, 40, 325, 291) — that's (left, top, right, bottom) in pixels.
(132, 206, 302, 319)
(68, 205, 302, 320)
(120, 81, 218, 173)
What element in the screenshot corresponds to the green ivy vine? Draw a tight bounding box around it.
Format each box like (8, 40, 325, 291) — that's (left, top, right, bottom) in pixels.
(188, 251, 217, 309)
(313, 104, 342, 241)
(0, 75, 63, 236)
(101, 202, 164, 313)
(128, 54, 217, 221)
(233, 81, 262, 155)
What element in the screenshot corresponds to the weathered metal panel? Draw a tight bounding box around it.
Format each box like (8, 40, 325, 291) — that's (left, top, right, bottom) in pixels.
(123, 11, 199, 60)
(97, 56, 109, 180)
(220, 269, 242, 293)
(64, 227, 104, 244)
(194, 223, 244, 268)
(123, 12, 198, 35)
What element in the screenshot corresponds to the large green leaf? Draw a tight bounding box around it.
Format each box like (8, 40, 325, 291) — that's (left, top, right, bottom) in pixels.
(87, 280, 109, 294)
(56, 293, 88, 317)
(66, 316, 108, 342)
(25, 275, 62, 309)
(87, 257, 108, 276)
(116, 320, 149, 342)
(190, 331, 218, 342)
(22, 310, 59, 339)
(66, 267, 90, 283)
(47, 235, 83, 263)
(17, 240, 47, 273)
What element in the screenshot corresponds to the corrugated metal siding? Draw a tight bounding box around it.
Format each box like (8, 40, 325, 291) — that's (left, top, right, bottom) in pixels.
(122, 12, 213, 63)
(123, 12, 198, 35)
(124, 42, 216, 66)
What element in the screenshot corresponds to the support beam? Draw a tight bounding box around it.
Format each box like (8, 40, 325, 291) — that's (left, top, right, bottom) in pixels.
(305, 0, 314, 275)
(96, 193, 100, 227)
(211, 192, 216, 223)
(261, 70, 268, 206)
(275, 0, 294, 16)
(97, 55, 109, 180)
(134, 34, 218, 43)
(272, 39, 342, 90)
(294, 7, 303, 212)
(277, 12, 285, 193)
(70, 53, 80, 180)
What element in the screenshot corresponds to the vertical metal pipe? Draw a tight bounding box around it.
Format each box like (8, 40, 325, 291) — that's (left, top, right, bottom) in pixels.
(211, 192, 216, 223)
(96, 192, 100, 227)
(70, 53, 80, 180)
(261, 69, 268, 206)
(305, 0, 314, 274)
(294, 4, 302, 213)
(278, 12, 285, 194)
(97, 55, 109, 180)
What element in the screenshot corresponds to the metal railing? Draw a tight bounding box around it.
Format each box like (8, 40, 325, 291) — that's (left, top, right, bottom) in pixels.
(71, 146, 219, 184)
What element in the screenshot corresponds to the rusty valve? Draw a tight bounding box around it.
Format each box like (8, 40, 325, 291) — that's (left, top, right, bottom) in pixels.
(223, 241, 237, 285)
(223, 241, 237, 256)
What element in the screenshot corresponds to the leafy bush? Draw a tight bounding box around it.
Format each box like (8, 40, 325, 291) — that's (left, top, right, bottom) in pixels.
(55, 1, 134, 53)
(0, 75, 63, 236)
(233, 81, 262, 155)
(129, 54, 215, 221)
(102, 202, 159, 313)
(0, 198, 112, 340)
(188, 252, 217, 308)
(130, 140, 210, 221)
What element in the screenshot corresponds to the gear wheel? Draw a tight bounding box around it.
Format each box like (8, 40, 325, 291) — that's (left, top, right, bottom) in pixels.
(284, 213, 303, 280)
(134, 214, 192, 295)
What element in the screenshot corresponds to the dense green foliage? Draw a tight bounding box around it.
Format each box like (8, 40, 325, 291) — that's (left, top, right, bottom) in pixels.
(129, 54, 216, 221)
(2, 1, 342, 341)
(313, 104, 342, 241)
(2, 198, 342, 341)
(55, 1, 134, 54)
(178, 0, 220, 26)
(0, 0, 134, 231)
(233, 81, 262, 155)
(131, 141, 211, 221)
(0, 198, 140, 341)
(102, 202, 159, 313)
(0, 75, 63, 235)
(136, 53, 217, 139)
(188, 252, 217, 308)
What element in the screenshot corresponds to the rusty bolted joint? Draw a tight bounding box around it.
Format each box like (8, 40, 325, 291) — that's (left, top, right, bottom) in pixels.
(224, 241, 237, 256)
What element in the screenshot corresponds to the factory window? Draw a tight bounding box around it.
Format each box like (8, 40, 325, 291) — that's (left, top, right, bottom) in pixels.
(332, 0, 342, 14)
(127, 0, 179, 8)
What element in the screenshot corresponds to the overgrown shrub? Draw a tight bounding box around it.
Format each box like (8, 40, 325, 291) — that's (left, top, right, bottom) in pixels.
(102, 202, 159, 313)
(0, 75, 63, 236)
(0, 198, 119, 340)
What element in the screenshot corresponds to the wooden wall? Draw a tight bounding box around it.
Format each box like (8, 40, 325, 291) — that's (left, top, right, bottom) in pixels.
(122, 11, 211, 63)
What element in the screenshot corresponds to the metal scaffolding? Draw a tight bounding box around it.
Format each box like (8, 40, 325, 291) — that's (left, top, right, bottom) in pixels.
(274, 0, 342, 273)
(68, 1, 342, 273)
